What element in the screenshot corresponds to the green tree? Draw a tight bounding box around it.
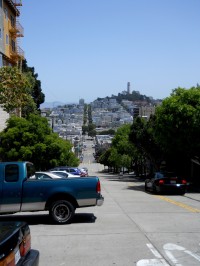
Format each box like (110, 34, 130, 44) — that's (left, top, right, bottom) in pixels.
(0, 66, 36, 117)
(108, 147, 121, 172)
(129, 116, 163, 174)
(22, 60, 45, 111)
(153, 86, 200, 174)
(97, 129, 116, 135)
(100, 124, 137, 172)
(0, 114, 79, 170)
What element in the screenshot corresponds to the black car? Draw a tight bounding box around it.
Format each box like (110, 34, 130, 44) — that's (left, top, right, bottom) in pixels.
(0, 221, 39, 266)
(145, 172, 187, 195)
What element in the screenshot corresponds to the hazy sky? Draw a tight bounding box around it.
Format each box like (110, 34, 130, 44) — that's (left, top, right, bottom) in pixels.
(20, 0, 200, 104)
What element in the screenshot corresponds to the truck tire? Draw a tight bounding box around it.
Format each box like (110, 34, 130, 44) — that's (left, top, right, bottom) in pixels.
(49, 200, 75, 224)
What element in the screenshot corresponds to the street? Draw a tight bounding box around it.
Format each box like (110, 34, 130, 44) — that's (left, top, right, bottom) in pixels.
(2, 141, 200, 265)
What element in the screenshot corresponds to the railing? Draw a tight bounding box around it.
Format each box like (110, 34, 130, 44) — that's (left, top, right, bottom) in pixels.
(9, 21, 24, 37)
(15, 21, 24, 37)
(10, 44, 24, 61)
(17, 46, 24, 58)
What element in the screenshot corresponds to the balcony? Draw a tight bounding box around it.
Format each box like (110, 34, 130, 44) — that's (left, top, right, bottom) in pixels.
(9, 21, 24, 37)
(9, 44, 24, 63)
(5, 0, 22, 15)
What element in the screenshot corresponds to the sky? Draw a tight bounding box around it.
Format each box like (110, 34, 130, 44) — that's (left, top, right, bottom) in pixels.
(20, 0, 200, 104)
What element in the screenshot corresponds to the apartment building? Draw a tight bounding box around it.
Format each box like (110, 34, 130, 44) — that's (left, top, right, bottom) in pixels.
(0, 0, 24, 67)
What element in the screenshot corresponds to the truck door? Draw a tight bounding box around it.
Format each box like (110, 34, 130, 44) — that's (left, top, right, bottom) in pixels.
(0, 164, 22, 213)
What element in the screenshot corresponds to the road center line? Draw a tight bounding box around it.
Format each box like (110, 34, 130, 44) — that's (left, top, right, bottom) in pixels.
(154, 195, 200, 213)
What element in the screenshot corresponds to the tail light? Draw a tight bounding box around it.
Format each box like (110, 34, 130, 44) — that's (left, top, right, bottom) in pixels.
(0, 234, 31, 266)
(96, 180, 101, 193)
(182, 179, 187, 185)
(159, 180, 164, 185)
(19, 234, 31, 257)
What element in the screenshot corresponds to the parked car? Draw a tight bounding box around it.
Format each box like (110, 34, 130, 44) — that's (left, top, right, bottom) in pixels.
(0, 221, 39, 266)
(50, 170, 78, 178)
(80, 167, 89, 176)
(33, 171, 64, 179)
(50, 166, 81, 176)
(145, 171, 187, 195)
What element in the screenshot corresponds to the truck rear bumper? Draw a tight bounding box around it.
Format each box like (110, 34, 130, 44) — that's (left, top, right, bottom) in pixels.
(97, 195, 104, 206)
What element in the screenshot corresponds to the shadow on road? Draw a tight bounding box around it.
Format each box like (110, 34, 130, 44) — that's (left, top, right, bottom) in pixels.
(0, 212, 96, 225)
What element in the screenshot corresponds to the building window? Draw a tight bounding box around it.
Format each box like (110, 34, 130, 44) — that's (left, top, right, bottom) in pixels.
(10, 15, 15, 27)
(11, 39, 15, 52)
(4, 8, 8, 20)
(6, 34, 9, 45)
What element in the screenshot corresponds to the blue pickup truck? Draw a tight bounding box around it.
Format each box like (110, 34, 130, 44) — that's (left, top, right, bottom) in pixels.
(0, 161, 104, 224)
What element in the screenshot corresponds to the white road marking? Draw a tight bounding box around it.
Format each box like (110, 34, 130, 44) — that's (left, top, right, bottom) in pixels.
(136, 244, 170, 266)
(164, 243, 200, 263)
(137, 243, 200, 265)
(137, 259, 170, 266)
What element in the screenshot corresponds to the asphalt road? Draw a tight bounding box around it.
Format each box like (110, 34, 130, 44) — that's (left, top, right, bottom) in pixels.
(2, 141, 200, 265)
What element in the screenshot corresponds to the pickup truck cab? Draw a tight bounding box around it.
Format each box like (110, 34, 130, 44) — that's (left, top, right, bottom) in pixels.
(0, 162, 104, 224)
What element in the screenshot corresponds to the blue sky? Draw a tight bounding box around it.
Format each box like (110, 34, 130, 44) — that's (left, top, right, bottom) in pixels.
(20, 0, 200, 104)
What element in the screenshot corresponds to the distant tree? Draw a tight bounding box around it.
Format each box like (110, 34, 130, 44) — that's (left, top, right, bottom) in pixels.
(98, 124, 137, 172)
(98, 148, 112, 167)
(87, 104, 93, 124)
(87, 123, 96, 137)
(88, 129, 96, 137)
(82, 125, 88, 135)
(0, 114, 79, 170)
(129, 116, 163, 175)
(112, 124, 135, 157)
(83, 104, 88, 125)
(97, 129, 115, 135)
(107, 147, 121, 172)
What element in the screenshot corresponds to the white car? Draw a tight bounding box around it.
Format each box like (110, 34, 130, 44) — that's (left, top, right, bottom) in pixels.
(50, 170, 78, 178)
(32, 172, 63, 179)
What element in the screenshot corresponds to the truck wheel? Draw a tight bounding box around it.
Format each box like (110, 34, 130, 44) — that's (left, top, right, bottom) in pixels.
(50, 200, 75, 224)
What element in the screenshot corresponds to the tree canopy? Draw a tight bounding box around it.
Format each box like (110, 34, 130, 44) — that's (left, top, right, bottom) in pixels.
(98, 124, 137, 172)
(152, 86, 200, 174)
(22, 60, 45, 111)
(0, 66, 36, 116)
(0, 114, 79, 170)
